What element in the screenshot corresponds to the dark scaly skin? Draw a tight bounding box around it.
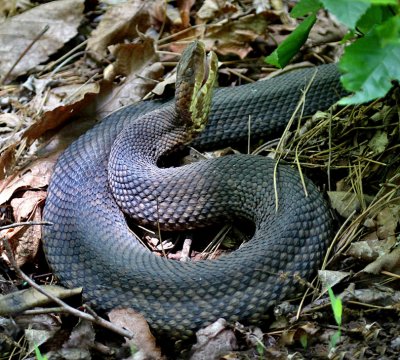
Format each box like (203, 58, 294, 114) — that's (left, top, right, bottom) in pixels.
(43, 47, 345, 338)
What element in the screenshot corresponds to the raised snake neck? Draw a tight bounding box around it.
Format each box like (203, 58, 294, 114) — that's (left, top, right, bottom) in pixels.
(43, 63, 344, 338)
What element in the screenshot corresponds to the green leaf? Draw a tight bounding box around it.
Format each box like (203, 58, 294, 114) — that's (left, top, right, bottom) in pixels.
(300, 333, 308, 349)
(328, 288, 342, 326)
(330, 329, 341, 349)
(321, 0, 371, 28)
(291, 0, 322, 17)
(34, 344, 48, 360)
(339, 15, 400, 104)
(265, 15, 316, 68)
(358, 0, 397, 4)
(356, 5, 392, 34)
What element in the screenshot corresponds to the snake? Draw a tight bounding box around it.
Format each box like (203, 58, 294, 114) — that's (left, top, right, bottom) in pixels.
(43, 41, 345, 339)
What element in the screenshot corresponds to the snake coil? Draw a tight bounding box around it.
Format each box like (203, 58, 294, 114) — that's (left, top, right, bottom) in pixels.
(43, 44, 344, 338)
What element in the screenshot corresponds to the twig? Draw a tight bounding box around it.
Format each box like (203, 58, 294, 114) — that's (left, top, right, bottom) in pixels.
(0, 221, 52, 231)
(1, 25, 49, 84)
(40, 39, 88, 74)
(2, 224, 133, 339)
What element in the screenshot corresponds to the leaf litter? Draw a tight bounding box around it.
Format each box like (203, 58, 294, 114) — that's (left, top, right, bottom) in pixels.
(0, 0, 399, 359)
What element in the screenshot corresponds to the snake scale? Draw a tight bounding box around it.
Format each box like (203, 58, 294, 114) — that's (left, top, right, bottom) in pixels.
(43, 42, 344, 338)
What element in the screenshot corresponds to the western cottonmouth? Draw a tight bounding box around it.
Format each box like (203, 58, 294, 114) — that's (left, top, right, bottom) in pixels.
(43, 42, 344, 338)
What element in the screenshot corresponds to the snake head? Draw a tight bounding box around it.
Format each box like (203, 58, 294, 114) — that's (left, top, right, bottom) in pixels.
(175, 41, 218, 137)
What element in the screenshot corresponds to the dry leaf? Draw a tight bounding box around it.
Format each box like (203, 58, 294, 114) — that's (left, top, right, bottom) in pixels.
(93, 37, 163, 118)
(165, 4, 182, 26)
(362, 247, 400, 274)
(0, 0, 84, 82)
(63, 319, 95, 350)
(196, 0, 238, 23)
(376, 205, 399, 243)
(327, 191, 373, 218)
(108, 308, 164, 360)
(17, 314, 61, 353)
(10, 190, 46, 266)
(190, 319, 237, 360)
(0, 153, 57, 205)
(0, 82, 99, 177)
(86, 0, 157, 60)
(343, 285, 400, 307)
(203, 13, 270, 58)
(307, 14, 347, 47)
(346, 231, 395, 262)
(177, 0, 196, 28)
(24, 82, 100, 145)
(318, 270, 350, 294)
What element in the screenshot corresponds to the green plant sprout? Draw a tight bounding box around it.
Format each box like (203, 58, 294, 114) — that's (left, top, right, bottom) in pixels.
(328, 287, 342, 348)
(34, 344, 48, 360)
(300, 333, 308, 349)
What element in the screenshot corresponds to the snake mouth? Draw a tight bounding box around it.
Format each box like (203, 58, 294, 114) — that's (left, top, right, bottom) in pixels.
(200, 50, 218, 91)
(202, 52, 211, 87)
(174, 41, 218, 135)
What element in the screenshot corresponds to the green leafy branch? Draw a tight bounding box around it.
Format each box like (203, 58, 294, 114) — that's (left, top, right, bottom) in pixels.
(266, 0, 400, 105)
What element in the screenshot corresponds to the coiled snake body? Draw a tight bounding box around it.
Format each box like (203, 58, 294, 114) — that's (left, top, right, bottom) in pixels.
(43, 43, 344, 338)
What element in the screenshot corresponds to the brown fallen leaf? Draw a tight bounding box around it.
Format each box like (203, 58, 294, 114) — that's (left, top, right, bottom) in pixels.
(376, 205, 399, 244)
(190, 318, 237, 360)
(346, 233, 393, 262)
(0, 0, 84, 82)
(93, 37, 163, 119)
(0, 153, 57, 205)
(307, 13, 347, 47)
(10, 190, 46, 266)
(177, 0, 196, 28)
(108, 308, 164, 360)
(86, 0, 159, 61)
(24, 82, 100, 145)
(0, 82, 99, 177)
(203, 13, 271, 58)
(196, 0, 238, 23)
(362, 247, 400, 274)
(23, 314, 61, 352)
(17, 313, 61, 353)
